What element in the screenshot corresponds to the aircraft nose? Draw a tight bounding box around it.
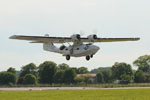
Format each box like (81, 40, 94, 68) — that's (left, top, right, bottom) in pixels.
(93, 46, 100, 51)
(95, 46, 100, 51)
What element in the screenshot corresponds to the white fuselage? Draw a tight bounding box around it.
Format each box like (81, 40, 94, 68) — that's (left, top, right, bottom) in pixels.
(43, 43, 100, 57)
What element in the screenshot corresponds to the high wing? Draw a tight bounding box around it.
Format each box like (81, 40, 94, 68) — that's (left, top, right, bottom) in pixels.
(83, 38, 140, 42)
(9, 35, 140, 43)
(10, 35, 72, 43)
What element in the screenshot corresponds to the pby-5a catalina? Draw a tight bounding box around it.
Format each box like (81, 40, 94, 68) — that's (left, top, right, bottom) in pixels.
(10, 34, 140, 61)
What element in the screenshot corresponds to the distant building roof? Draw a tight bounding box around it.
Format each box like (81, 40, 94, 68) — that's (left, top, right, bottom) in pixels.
(77, 74, 96, 78)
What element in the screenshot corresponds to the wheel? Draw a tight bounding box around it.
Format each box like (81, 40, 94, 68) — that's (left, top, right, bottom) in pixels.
(86, 56, 90, 61)
(91, 55, 93, 58)
(66, 55, 70, 60)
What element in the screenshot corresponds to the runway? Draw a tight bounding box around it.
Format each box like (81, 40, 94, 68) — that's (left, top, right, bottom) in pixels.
(0, 87, 150, 91)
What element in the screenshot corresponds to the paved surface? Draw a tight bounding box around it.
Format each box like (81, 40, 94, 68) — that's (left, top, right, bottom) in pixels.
(0, 87, 150, 91)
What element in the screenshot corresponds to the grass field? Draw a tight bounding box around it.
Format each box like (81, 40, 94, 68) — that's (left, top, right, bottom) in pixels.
(0, 89, 150, 100)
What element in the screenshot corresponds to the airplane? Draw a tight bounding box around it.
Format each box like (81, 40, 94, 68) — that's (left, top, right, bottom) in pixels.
(9, 34, 140, 61)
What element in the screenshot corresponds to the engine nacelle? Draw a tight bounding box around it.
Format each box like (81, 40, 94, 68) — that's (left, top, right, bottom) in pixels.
(71, 34, 81, 41)
(87, 34, 97, 41)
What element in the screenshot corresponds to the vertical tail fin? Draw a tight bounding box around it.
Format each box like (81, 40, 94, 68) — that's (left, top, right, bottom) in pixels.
(43, 34, 55, 51)
(43, 42, 55, 51)
(43, 34, 61, 53)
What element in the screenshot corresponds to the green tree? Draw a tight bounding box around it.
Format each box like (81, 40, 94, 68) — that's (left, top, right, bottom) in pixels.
(84, 77, 93, 84)
(102, 70, 112, 83)
(74, 77, 85, 84)
(18, 63, 37, 84)
(91, 67, 112, 73)
(96, 72, 104, 83)
(134, 70, 146, 83)
(0, 72, 17, 85)
(7, 67, 16, 74)
(133, 55, 150, 72)
(39, 61, 57, 84)
(112, 62, 133, 80)
(71, 67, 78, 74)
(146, 74, 150, 82)
(17, 77, 24, 84)
(20, 63, 37, 77)
(77, 67, 89, 74)
(58, 63, 69, 70)
(54, 70, 64, 83)
(63, 68, 76, 84)
(23, 74, 37, 85)
(120, 74, 133, 84)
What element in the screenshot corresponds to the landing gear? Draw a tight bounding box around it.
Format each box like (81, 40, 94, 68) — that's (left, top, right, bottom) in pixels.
(86, 56, 90, 61)
(66, 55, 70, 60)
(86, 55, 94, 61)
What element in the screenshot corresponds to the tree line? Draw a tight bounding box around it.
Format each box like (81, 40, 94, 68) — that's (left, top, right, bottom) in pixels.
(0, 55, 150, 85)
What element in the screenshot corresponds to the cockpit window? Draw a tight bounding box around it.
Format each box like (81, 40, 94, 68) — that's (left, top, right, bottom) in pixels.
(87, 43, 92, 45)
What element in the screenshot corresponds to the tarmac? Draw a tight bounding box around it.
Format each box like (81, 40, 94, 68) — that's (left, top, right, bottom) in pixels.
(0, 87, 150, 91)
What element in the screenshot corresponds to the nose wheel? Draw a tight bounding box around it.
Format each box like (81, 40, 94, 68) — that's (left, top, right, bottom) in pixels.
(66, 55, 70, 60)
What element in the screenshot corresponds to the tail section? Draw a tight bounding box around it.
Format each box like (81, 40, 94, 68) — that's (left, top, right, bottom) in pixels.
(43, 34, 62, 54)
(43, 42, 55, 51)
(43, 34, 56, 51)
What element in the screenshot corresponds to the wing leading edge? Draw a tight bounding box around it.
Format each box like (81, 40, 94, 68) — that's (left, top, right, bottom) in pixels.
(9, 35, 140, 43)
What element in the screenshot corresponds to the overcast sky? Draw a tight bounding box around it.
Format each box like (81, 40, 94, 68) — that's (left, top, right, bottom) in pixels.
(0, 0, 150, 71)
